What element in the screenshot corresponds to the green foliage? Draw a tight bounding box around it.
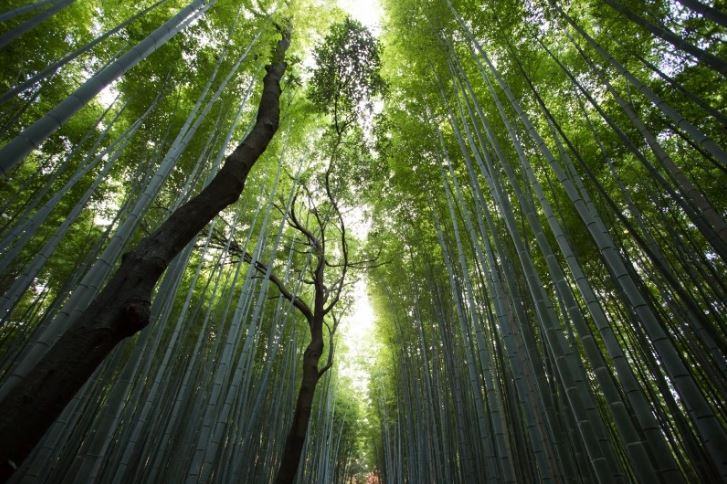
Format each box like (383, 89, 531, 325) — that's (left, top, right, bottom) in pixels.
(309, 17, 385, 129)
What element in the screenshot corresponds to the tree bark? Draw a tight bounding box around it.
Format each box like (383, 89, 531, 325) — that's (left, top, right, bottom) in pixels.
(274, 180, 341, 483)
(275, 326, 324, 484)
(0, 27, 291, 482)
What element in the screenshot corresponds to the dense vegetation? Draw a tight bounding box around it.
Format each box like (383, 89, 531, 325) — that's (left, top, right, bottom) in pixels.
(0, 0, 725, 482)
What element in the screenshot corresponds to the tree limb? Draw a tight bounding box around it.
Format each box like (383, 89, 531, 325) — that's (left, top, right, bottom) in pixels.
(240, 251, 314, 323)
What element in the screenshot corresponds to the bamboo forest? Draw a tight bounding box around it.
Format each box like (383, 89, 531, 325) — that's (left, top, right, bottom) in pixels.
(1, 0, 726, 482)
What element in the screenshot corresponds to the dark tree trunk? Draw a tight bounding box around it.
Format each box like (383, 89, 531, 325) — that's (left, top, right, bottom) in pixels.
(275, 325, 324, 484)
(275, 247, 331, 484)
(0, 27, 291, 482)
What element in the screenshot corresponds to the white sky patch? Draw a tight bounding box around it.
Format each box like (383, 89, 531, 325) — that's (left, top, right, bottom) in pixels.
(338, 278, 378, 395)
(346, 204, 372, 239)
(338, 0, 383, 35)
(338, 204, 375, 395)
(98, 81, 120, 110)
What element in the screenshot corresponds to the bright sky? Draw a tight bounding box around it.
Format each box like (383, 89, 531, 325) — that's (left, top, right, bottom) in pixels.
(337, 278, 377, 395)
(337, 0, 383, 34)
(335, 0, 382, 396)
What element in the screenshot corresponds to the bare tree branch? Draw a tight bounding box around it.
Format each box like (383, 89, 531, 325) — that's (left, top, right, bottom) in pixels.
(288, 193, 321, 250)
(240, 251, 314, 324)
(326, 247, 383, 268)
(323, 163, 349, 315)
(318, 312, 341, 377)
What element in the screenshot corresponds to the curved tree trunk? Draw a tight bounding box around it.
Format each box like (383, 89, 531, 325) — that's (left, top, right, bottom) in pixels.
(0, 26, 290, 481)
(275, 327, 325, 484)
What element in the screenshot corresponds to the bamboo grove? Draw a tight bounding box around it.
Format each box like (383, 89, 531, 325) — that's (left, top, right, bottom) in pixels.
(369, 0, 727, 482)
(0, 0, 726, 483)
